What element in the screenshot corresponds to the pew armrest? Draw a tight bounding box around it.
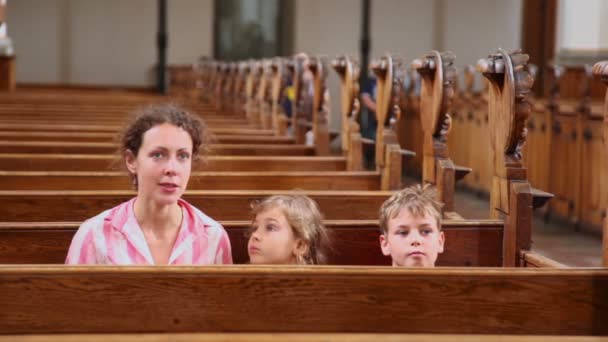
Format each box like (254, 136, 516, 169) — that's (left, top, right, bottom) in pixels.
(530, 187, 553, 210)
(361, 138, 375, 145)
(454, 165, 472, 182)
(443, 211, 464, 220)
(399, 149, 415, 157)
(521, 250, 569, 268)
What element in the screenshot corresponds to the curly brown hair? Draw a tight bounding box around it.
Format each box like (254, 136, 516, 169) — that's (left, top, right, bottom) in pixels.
(117, 103, 210, 188)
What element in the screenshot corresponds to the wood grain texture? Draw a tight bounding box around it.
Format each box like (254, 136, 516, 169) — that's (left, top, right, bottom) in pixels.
(0, 266, 605, 335)
(0, 154, 347, 172)
(1, 333, 605, 342)
(0, 171, 381, 191)
(0, 220, 504, 266)
(0, 190, 392, 221)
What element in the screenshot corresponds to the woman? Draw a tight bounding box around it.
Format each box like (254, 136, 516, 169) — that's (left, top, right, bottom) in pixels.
(66, 104, 232, 265)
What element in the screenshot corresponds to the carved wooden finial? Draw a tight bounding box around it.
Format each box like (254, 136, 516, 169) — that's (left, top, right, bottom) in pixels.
(332, 55, 361, 153)
(308, 56, 331, 155)
(593, 61, 608, 85)
(412, 51, 461, 208)
(371, 55, 395, 167)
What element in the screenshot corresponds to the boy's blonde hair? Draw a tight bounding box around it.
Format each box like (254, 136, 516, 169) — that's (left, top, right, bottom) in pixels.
(251, 194, 331, 265)
(379, 184, 443, 234)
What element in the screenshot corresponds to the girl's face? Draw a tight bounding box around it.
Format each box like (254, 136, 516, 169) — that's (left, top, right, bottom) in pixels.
(248, 207, 305, 264)
(126, 123, 193, 207)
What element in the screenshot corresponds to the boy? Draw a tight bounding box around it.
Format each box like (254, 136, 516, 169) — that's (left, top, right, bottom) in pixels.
(379, 184, 445, 267)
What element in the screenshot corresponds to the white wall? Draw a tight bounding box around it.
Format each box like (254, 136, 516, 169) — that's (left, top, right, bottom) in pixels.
(7, 0, 66, 83)
(168, 0, 213, 64)
(557, 0, 608, 52)
(371, 0, 435, 62)
(293, 0, 360, 131)
(442, 0, 522, 68)
(7, 0, 213, 86)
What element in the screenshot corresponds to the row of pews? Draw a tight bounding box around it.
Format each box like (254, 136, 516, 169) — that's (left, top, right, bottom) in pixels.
(398, 59, 608, 234)
(0, 49, 606, 339)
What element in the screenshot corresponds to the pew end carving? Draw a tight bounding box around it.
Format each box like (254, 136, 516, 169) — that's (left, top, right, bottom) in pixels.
(592, 60, 608, 267)
(333, 55, 364, 171)
(478, 49, 554, 266)
(413, 50, 470, 211)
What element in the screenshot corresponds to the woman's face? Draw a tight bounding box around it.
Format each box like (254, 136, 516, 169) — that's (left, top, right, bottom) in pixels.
(247, 207, 303, 265)
(126, 123, 193, 206)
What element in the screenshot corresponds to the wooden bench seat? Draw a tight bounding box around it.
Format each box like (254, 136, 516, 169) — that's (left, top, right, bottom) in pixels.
(0, 141, 315, 155)
(0, 124, 277, 136)
(0, 219, 504, 266)
(0, 154, 347, 172)
(0, 171, 381, 191)
(0, 131, 296, 144)
(0, 190, 391, 221)
(0, 266, 605, 335)
(0, 333, 603, 342)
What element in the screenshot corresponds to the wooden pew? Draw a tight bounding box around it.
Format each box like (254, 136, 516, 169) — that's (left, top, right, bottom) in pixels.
(0, 333, 603, 342)
(411, 51, 472, 212)
(0, 170, 382, 191)
(0, 190, 391, 221)
(0, 154, 347, 172)
(0, 141, 315, 156)
(0, 131, 296, 144)
(0, 219, 504, 266)
(592, 60, 608, 266)
(0, 266, 605, 335)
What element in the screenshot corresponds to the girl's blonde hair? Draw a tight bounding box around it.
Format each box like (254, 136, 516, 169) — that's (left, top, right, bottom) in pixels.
(251, 194, 331, 265)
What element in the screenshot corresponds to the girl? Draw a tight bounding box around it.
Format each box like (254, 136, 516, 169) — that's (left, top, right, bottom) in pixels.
(248, 194, 330, 265)
(66, 104, 232, 265)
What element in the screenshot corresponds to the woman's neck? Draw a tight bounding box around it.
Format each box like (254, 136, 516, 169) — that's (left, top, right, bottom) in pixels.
(133, 196, 182, 237)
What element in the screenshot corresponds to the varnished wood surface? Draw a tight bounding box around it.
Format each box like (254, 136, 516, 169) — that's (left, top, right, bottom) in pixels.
(0, 171, 381, 191)
(0, 219, 504, 266)
(0, 190, 392, 221)
(0, 131, 296, 144)
(1, 333, 605, 342)
(0, 154, 347, 172)
(0, 266, 606, 335)
(0, 141, 314, 155)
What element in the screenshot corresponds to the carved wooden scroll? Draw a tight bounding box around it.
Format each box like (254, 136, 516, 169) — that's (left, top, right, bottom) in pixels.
(371, 55, 409, 190)
(257, 60, 273, 129)
(592, 60, 608, 267)
(235, 61, 250, 116)
(288, 53, 312, 144)
(246, 61, 263, 123)
(477, 49, 534, 215)
(412, 50, 466, 211)
(308, 56, 331, 155)
(332, 55, 363, 170)
(214, 62, 228, 111)
(478, 49, 539, 266)
(270, 58, 289, 136)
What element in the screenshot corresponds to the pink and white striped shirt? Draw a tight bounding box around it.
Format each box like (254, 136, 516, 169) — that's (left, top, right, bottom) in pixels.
(66, 198, 232, 265)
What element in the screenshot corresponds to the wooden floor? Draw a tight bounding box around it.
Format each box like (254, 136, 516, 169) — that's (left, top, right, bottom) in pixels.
(453, 189, 602, 267)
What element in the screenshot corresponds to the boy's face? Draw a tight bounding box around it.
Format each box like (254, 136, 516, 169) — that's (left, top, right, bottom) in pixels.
(380, 208, 445, 267)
